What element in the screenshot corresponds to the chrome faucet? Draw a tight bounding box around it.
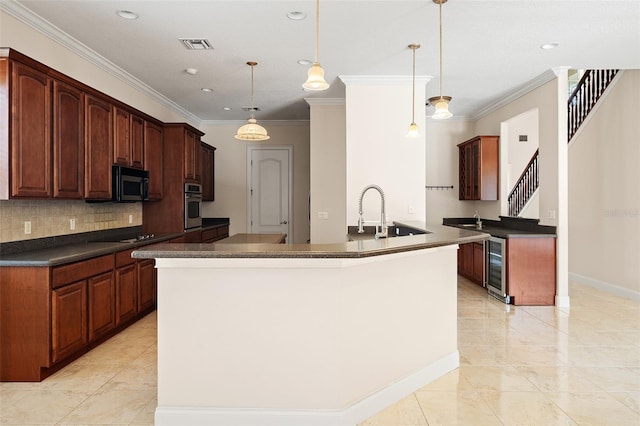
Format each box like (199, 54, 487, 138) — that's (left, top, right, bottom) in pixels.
(357, 184, 388, 239)
(473, 211, 482, 229)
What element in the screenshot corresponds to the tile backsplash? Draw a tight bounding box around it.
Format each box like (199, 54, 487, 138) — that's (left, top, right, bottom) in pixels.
(0, 200, 142, 243)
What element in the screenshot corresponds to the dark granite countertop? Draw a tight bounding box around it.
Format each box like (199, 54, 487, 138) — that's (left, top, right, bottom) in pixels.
(443, 216, 556, 238)
(0, 233, 181, 267)
(132, 224, 489, 260)
(0, 218, 232, 267)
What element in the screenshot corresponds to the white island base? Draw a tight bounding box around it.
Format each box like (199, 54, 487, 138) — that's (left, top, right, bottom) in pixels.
(153, 244, 459, 426)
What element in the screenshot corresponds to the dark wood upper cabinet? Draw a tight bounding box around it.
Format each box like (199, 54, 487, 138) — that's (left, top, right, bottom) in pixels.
(144, 121, 163, 200)
(201, 143, 216, 201)
(458, 135, 499, 200)
(84, 95, 113, 200)
(184, 129, 202, 183)
(130, 114, 144, 169)
(53, 80, 84, 199)
(10, 61, 52, 198)
(113, 106, 131, 167)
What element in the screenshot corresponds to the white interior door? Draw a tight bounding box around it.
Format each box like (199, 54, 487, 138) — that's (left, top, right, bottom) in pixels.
(248, 147, 292, 242)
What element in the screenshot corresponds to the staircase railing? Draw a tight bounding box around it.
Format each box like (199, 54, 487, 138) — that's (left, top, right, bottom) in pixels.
(568, 69, 619, 141)
(508, 69, 619, 217)
(507, 149, 538, 217)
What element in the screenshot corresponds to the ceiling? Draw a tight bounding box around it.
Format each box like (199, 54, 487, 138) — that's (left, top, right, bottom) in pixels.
(5, 0, 640, 122)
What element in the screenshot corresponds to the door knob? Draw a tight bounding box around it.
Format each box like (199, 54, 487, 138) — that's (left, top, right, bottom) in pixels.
(281, 220, 288, 224)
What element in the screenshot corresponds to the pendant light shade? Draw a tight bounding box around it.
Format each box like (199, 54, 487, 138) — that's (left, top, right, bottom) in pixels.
(429, 0, 453, 120)
(303, 0, 329, 91)
(236, 61, 270, 141)
(407, 43, 421, 138)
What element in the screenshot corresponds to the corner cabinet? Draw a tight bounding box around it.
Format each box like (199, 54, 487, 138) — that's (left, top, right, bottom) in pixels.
(201, 143, 216, 201)
(458, 135, 499, 200)
(7, 60, 52, 198)
(0, 251, 157, 382)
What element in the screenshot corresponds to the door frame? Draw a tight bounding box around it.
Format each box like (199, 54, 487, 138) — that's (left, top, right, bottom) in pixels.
(246, 145, 294, 243)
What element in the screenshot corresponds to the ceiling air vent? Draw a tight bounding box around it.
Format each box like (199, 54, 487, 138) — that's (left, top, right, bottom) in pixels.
(179, 39, 213, 50)
(241, 106, 260, 112)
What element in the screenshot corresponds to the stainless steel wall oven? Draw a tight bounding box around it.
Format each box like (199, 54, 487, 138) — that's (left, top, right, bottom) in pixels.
(184, 183, 202, 230)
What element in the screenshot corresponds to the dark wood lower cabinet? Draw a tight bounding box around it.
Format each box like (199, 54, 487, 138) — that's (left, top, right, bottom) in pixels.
(0, 251, 157, 382)
(138, 259, 156, 312)
(88, 271, 116, 342)
(51, 281, 87, 363)
(115, 263, 138, 326)
(458, 242, 484, 286)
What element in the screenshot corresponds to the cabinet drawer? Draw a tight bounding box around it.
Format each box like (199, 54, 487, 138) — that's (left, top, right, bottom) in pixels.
(201, 227, 218, 242)
(115, 248, 135, 268)
(52, 254, 114, 289)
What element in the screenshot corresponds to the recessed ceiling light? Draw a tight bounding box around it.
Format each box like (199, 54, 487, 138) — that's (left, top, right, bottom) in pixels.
(201, 88, 213, 92)
(185, 68, 198, 75)
(287, 11, 307, 20)
(116, 10, 138, 20)
(540, 42, 559, 50)
(223, 107, 232, 111)
(297, 59, 313, 66)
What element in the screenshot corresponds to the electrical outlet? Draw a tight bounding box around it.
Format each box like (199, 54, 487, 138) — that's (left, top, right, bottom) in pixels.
(408, 205, 415, 214)
(70, 218, 76, 230)
(128, 214, 133, 224)
(317, 211, 329, 220)
(548, 210, 556, 220)
(24, 221, 31, 234)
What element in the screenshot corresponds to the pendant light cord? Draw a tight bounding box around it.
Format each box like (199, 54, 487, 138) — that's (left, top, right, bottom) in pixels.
(314, 0, 320, 63)
(411, 46, 416, 123)
(438, 2, 444, 100)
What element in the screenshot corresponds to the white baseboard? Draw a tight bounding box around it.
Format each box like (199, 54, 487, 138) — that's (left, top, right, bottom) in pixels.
(155, 351, 460, 426)
(569, 272, 640, 301)
(554, 294, 571, 308)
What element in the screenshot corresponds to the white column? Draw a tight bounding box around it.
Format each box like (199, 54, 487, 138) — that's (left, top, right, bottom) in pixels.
(553, 67, 571, 307)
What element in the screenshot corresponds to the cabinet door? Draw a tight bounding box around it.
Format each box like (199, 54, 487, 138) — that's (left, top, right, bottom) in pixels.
(458, 146, 466, 200)
(88, 271, 115, 342)
(144, 121, 163, 200)
(137, 259, 157, 312)
(10, 61, 52, 198)
(113, 107, 131, 167)
(472, 140, 480, 199)
(85, 95, 113, 199)
(52, 281, 87, 363)
(115, 263, 138, 325)
(184, 130, 197, 182)
(472, 242, 484, 284)
(201, 143, 215, 201)
(130, 115, 144, 169)
(53, 80, 84, 199)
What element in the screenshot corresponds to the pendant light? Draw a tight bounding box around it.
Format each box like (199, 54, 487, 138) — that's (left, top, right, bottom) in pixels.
(235, 61, 270, 141)
(303, 0, 329, 91)
(428, 0, 453, 120)
(407, 44, 421, 137)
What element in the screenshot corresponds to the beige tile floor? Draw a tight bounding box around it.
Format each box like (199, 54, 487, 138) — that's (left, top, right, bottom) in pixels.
(1, 277, 639, 425)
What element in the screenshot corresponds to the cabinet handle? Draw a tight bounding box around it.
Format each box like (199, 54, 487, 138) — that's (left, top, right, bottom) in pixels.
(280, 220, 288, 224)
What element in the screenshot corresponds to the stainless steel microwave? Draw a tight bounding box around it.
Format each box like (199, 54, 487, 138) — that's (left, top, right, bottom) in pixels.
(112, 165, 149, 202)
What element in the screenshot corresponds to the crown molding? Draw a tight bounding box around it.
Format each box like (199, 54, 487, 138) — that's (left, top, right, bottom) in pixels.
(339, 75, 432, 86)
(201, 119, 310, 127)
(471, 69, 558, 121)
(304, 98, 345, 106)
(1, 0, 201, 126)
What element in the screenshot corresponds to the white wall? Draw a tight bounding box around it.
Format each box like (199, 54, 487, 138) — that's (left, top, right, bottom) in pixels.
(506, 109, 540, 190)
(342, 77, 427, 229)
(308, 100, 347, 244)
(200, 123, 311, 244)
(568, 70, 640, 296)
(424, 119, 474, 224)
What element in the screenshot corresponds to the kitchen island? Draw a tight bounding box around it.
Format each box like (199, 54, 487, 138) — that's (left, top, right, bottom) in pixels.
(133, 224, 487, 426)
